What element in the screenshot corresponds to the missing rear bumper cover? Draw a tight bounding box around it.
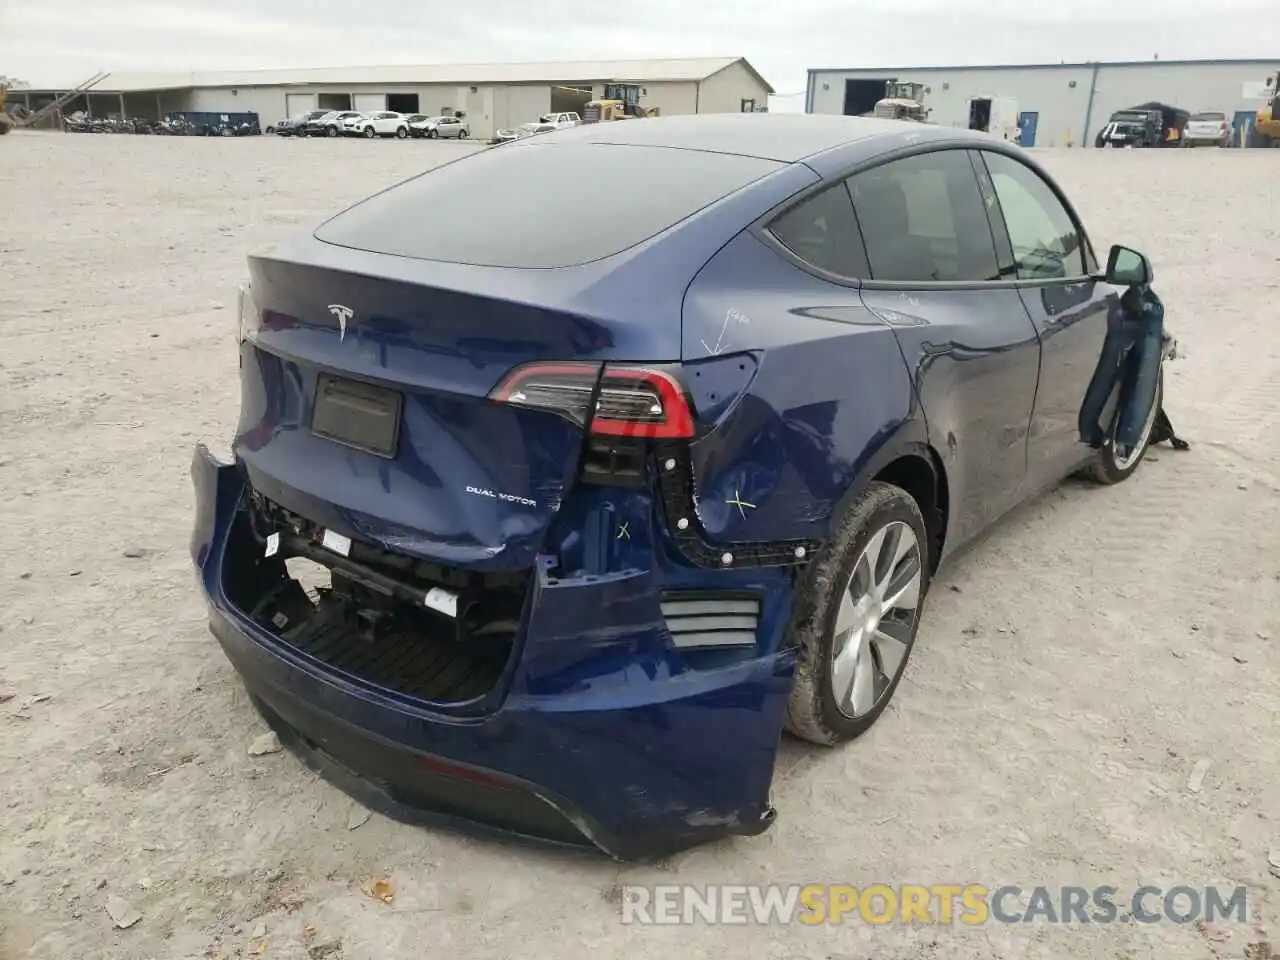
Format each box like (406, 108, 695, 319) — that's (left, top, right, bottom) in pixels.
(229, 491, 527, 705)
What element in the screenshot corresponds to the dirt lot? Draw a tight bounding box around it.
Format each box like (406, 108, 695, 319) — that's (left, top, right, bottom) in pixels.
(1, 131, 1277, 960)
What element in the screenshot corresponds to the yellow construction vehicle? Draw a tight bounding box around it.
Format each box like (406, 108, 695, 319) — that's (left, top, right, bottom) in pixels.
(872, 81, 930, 122)
(581, 83, 658, 123)
(1256, 70, 1279, 144)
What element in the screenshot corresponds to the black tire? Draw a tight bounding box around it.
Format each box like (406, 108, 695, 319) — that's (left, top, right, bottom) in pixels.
(459, 129, 468, 139)
(326, 126, 338, 138)
(395, 126, 408, 139)
(363, 126, 375, 139)
(1085, 369, 1163, 485)
(427, 128, 438, 139)
(785, 481, 930, 746)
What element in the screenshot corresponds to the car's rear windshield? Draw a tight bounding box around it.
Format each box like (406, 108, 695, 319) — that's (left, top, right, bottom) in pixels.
(314, 142, 781, 268)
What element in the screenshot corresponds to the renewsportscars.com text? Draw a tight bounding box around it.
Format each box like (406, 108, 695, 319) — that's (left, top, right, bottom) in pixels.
(620, 884, 1249, 926)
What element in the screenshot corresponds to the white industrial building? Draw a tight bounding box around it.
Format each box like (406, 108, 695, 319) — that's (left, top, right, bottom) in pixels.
(806, 58, 1276, 147)
(18, 57, 774, 140)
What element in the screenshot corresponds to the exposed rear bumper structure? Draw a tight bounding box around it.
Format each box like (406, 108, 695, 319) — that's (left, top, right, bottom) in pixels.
(190, 444, 793, 860)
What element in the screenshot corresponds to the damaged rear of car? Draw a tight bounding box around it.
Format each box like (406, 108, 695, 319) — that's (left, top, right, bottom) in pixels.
(191, 138, 822, 859)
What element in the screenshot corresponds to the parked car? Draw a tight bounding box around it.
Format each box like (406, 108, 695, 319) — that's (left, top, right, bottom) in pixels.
(1183, 110, 1230, 147)
(539, 111, 581, 129)
(490, 121, 555, 144)
(305, 110, 362, 138)
(272, 110, 327, 136)
(1095, 108, 1162, 147)
(196, 114, 1171, 861)
(342, 111, 410, 139)
(409, 115, 469, 139)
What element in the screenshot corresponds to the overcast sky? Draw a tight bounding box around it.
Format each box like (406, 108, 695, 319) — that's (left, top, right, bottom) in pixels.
(2, 0, 1275, 103)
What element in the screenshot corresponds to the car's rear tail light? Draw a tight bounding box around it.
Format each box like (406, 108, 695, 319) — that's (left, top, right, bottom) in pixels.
(591, 366, 695, 439)
(488, 362, 600, 427)
(489, 362, 695, 439)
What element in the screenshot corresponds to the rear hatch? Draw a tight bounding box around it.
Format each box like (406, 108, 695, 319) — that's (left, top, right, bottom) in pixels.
(235, 140, 784, 572)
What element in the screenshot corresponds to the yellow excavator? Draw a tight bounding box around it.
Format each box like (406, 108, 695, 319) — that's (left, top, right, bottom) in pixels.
(581, 83, 658, 123)
(1256, 69, 1279, 145)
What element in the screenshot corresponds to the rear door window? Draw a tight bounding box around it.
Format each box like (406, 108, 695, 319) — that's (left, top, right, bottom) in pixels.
(316, 143, 782, 268)
(846, 149, 1001, 283)
(767, 183, 869, 279)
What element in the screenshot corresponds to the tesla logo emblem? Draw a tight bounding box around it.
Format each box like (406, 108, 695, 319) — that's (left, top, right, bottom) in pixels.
(328, 304, 354, 341)
(726, 489, 756, 520)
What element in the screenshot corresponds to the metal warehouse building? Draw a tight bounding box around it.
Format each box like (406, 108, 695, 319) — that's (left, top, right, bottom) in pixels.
(806, 58, 1276, 147)
(19, 57, 773, 140)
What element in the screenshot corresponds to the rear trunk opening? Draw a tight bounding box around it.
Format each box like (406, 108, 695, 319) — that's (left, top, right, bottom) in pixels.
(222, 490, 530, 706)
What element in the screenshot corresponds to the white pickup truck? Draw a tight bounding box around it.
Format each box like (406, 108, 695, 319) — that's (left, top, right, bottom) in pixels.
(539, 112, 581, 130)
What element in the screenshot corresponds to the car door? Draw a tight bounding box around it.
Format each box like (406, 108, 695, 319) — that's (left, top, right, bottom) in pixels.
(847, 148, 1043, 551)
(974, 149, 1116, 489)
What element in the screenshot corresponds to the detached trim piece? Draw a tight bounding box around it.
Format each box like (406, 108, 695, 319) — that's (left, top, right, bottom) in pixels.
(654, 444, 821, 569)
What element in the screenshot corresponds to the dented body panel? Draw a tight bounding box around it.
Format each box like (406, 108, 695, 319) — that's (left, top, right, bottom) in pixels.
(193, 115, 1164, 859)
(192, 446, 795, 858)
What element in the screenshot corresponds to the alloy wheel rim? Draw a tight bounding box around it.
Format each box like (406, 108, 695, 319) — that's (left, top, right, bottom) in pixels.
(830, 521, 923, 719)
(1112, 382, 1160, 470)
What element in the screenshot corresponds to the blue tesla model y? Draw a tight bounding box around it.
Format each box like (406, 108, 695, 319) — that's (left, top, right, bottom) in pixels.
(191, 113, 1164, 860)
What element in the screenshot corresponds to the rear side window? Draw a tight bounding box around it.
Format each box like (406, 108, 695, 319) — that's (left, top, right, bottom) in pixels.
(847, 150, 1000, 283)
(981, 151, 1086, 280)
(767, 183, 869, 279)
(315, 143, 781, 268)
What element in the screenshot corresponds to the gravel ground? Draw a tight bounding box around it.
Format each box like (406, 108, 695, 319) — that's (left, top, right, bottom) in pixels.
(1, 132, 1277, 960)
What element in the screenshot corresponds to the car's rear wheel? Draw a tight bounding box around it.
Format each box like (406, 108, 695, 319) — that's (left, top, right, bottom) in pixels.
(459, 129, 468, 139)
(326, 126, 338, 138)
(786, 481, 929, 746)
(1086, 368, 1163, 485)
(395, 126, 408, 139)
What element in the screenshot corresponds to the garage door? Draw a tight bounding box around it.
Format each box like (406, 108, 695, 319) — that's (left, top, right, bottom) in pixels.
(353, 94, 386, 113)
(285, 93, 317, 117)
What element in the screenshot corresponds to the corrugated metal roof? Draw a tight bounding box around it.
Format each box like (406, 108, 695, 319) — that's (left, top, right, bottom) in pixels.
(806, 57, 1277, 75)
(46, 57, 769, 93)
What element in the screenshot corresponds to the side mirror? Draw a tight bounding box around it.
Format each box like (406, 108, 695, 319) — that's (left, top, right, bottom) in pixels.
(1105, 245, 1153, 285)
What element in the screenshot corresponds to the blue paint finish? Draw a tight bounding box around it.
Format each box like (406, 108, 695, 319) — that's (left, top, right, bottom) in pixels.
(1017, 111, 1039, 147)
(681, 231, 916, 544)
(193, 117, 1164, 859)
(1232, 111, 1255, 147)
(865, 286, 1040, 552)
(1017, 281, 1116, 488)
(193, 450, 795, 859)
